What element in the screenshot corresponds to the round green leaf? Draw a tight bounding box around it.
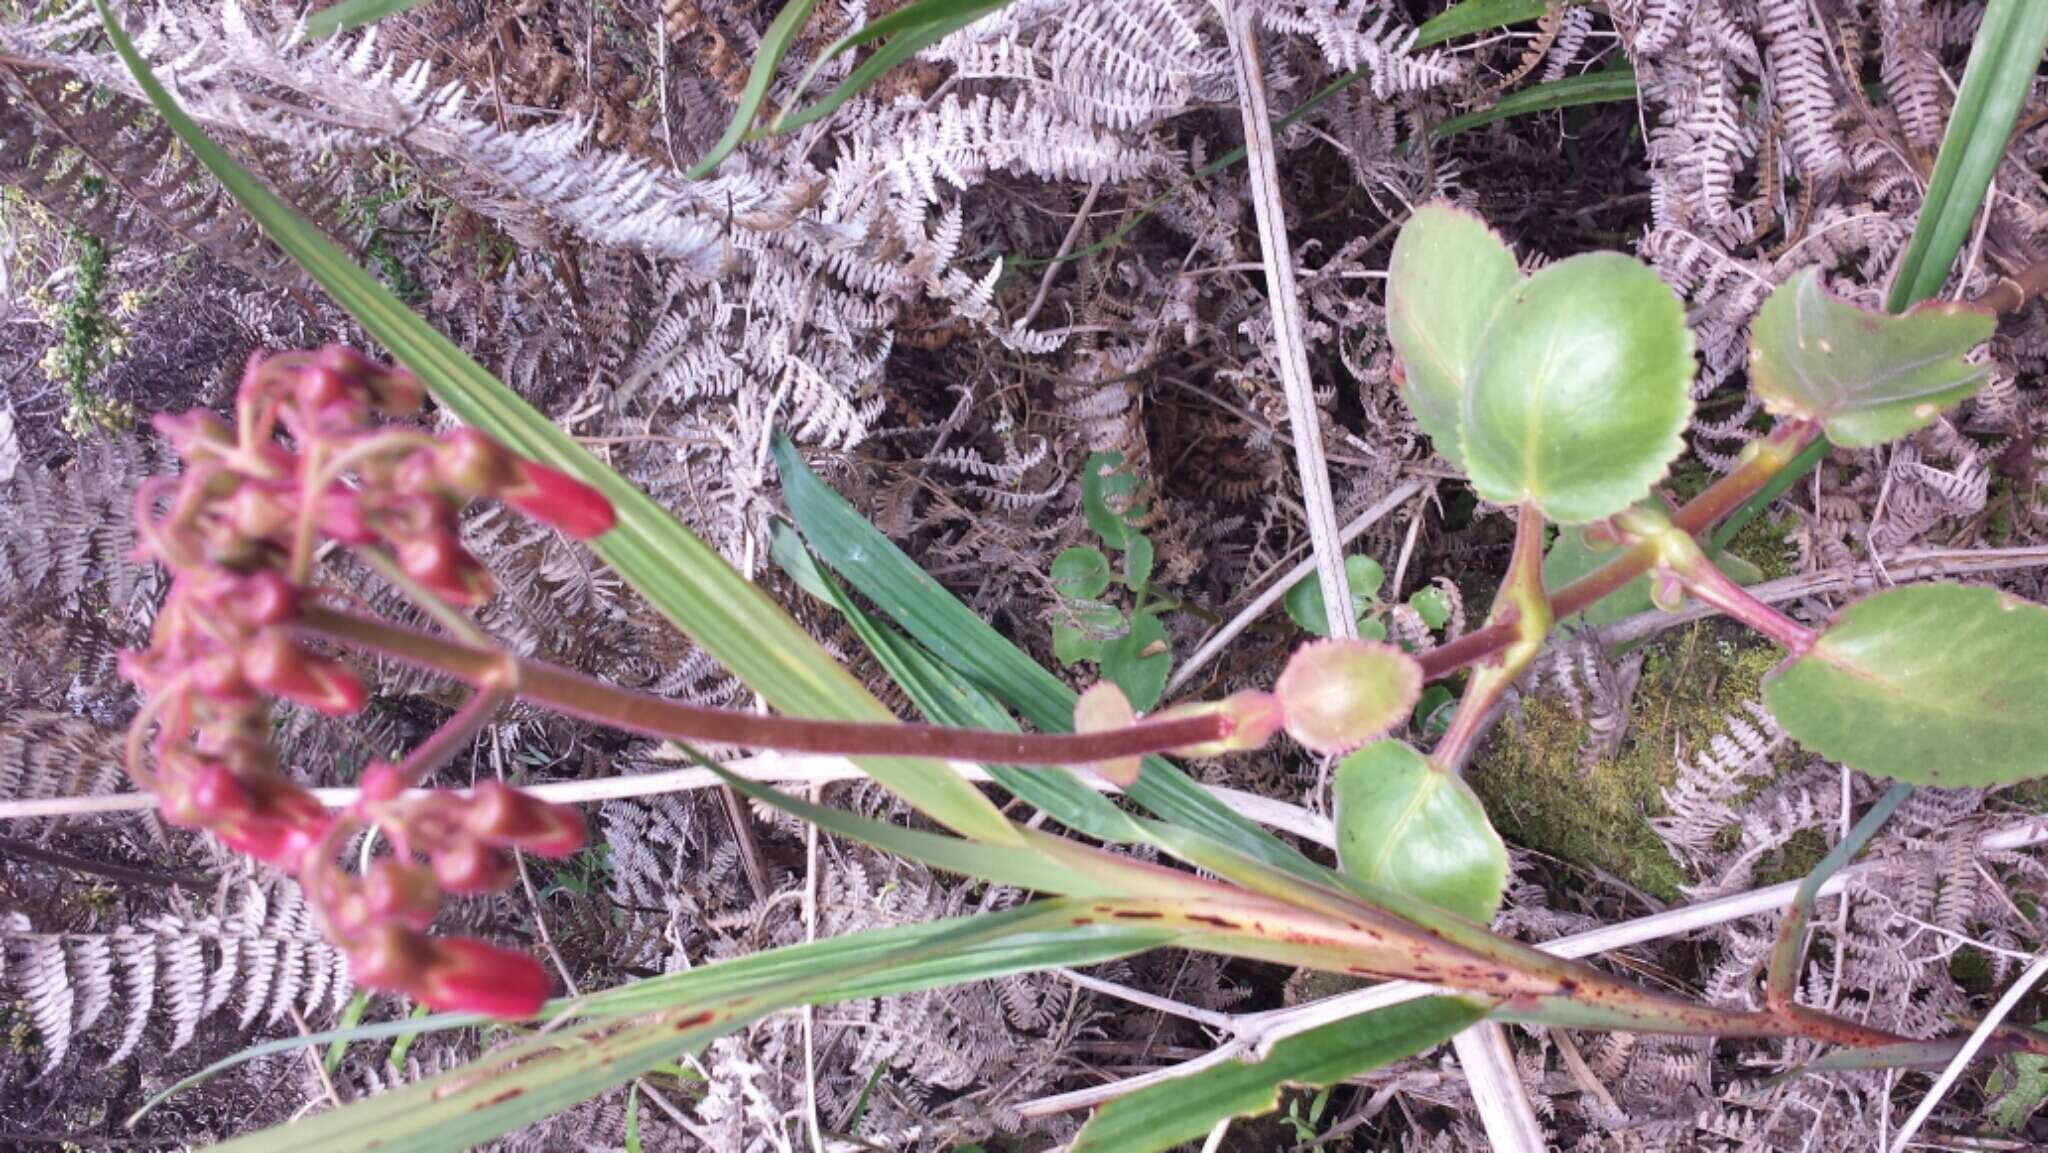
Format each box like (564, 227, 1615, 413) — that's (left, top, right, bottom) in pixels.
(1407, 586, 1453, 632)
(1052, 546, 1112, 599)
(1334, 740, 1507, 923)
(1764, 584, 2048, 787)
(1750, 267, 1995, 448)
(1386, 203, 1522, 470)
(1123, 534, 1156, 591)
(1100, 613, 1172, 711)
(1283, 554, 1385, 636)
(1460, 252, 1695, 524)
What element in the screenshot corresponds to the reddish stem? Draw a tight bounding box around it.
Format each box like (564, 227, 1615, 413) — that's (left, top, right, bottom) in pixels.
(297, 605, 1229, 766)
(1679, 557, 1817, 655)
(1418, 422, 1822, 681)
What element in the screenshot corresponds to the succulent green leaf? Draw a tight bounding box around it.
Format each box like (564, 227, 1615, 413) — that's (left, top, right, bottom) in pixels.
(1052, 546, 1113, 599)
(1750, 267, 1995, 448)
(1069, 996, 1486, 1153)
(1100, 613, 1171, 711)
(1052, 624, 1103, 666)
(1764, 584, 2048, 786)
(1284, 554, 1385, 636)
(1386, 204, 1522, 469)
(1460, 252, 1695, 524)
(1407, 585, 1454, 631)
(1082, 451, 1141, 548)
(1123, 534, 1155, 591)
(1413, 684, 1457, 738)
(1334, 741, 1508, 923)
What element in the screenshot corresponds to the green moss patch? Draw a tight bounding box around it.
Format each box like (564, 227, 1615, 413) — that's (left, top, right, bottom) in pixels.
(1468, 625, 1783, 901)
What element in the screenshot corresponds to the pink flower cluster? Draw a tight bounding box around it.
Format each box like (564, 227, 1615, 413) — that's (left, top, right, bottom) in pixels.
(123, 346, 616, 1019)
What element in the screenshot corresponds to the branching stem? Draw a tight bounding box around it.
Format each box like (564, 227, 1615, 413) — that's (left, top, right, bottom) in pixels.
(1419, 421, 1822, 681)
(1432, 503, 1550, 773)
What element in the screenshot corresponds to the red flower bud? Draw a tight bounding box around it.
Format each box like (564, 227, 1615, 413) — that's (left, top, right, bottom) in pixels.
(164, 762, 252, 828)
(215, 808, 331, 871)
(295, 362, 360, 413)
(241, 631, 368, 716)
(348, 924, 434, 990)
(317, 488, 377, 545)
(365, 859, 441, 932)
(433, 430, 513, 500)
(190, 653, 255, 704)
(229, 571, 301, 628)
(500, 459, 615, 539)
(431, 840, 515, 894)
(318, 345, 423, 414)
(395, 534, 495, 607)
(463, 782, 587, 858)
(416, 937, 551, 1019)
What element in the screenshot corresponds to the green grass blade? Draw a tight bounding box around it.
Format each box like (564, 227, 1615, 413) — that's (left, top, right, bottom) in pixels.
(212, 901, 1174, 1152)
(1719, 3, 2045, 549)
(1429, 67, 1638, 140)
(96, 0, 1018, 848)
(1886, 0, 2048, 312)
(1070, 997, 1488, 1153)
(778, 0, 1016, 132)
(1415, 0, 1565, 47)
(322, 991, 372, 1075)
(1764, 783, 1912, 998)
(770, 521, 1146, 842)
(303, 0, 432, 39)
(686, 0, 816, 178)
(771, 434, 1328, 881)
(777, 6, 1001, 132)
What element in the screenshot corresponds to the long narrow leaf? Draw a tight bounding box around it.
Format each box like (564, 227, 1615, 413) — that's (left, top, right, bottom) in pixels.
(303, 0, 431, 39)
(770, 521, 1146, 843)
(1886, 0, 2048, 311)
(1414, 0, 1561, 45)
(1070, 997, 1488, 1153)
(95, 0, 1019, 848)
(1429, 67, 1638, 139)
(208, 900, 1176, 1152)
(687, 0, 816, 178)
(772, 434, 1329, 880)
(777, 0, 1016, 132)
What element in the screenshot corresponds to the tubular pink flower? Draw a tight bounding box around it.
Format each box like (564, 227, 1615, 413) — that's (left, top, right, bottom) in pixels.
(416, 937, 551, 1019)
(463, 781, 587, 858)
(394, 534, 495, 607)
(240, 631, 368, 716)
(500, 459, 617, 539)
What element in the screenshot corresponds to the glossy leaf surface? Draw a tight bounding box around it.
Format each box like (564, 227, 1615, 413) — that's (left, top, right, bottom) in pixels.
(1751, 268, 1994, 447)
(1334, 741, 1507, 923)
(1765, 584, 2048, 786)
(1460, 252, 1694, 524)
(1386, 203, 1521, 469)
